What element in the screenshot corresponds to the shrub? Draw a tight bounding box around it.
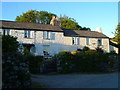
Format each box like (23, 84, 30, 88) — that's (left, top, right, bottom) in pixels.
(57, 50, 71, 56)
(55, 51, 74, 73)
(2, 35, 19, 53)
(71, 51, 79, 55)
(96, 47, 104, 53)
(83, 46, 90, 51)
(2, 53, 31, 88)
(55, 51, 114, 73)
(85, 50, 96, 54)
(25, 54, 43, 74)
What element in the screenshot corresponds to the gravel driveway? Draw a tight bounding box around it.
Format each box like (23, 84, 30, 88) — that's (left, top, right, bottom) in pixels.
(32, 73, 118, 88)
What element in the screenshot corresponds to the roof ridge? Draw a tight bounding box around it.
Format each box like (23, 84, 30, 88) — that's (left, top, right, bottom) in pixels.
(0, 20, 54, 26)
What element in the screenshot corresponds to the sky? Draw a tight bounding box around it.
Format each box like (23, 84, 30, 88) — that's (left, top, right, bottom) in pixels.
(1, 2, 118, 38)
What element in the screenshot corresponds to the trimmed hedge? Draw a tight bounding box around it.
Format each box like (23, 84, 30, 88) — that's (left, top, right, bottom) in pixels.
(53, 51, 117, 73)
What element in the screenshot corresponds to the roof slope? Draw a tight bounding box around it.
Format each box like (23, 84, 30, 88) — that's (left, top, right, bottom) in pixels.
(0, 20, 63, 32)
(0, 20, 109, 38)
(63, 29, 109, 38)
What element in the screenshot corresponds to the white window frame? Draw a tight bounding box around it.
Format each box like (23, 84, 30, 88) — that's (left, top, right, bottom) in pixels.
(86, 38, 90, 45)
(98, 39, 102, 46)
(72, 37, 79, 45)
(3, 29, 10, 35)
(43, 31, 51, 39)
(24, 30, 31, 38)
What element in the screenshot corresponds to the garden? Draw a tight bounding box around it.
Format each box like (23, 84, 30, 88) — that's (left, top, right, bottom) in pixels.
(2, 35, 120, 88)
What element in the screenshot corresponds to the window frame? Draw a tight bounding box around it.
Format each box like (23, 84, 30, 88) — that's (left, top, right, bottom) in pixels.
(24, 30, 31, 38)
(43, 31, 51, 40)
(72, 37, 79, 45)
(86, 38, 90, 45)
(98, 39, 102, 46)
(3, 29, 10, 35)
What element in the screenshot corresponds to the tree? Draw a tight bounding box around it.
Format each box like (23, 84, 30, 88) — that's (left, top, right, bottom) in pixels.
(16, 10, 56, 24)
(2, 35, 19, 53)
(114, 23, 120, 44)
(16, 10, 91, 30)
(60, 15, 91, 30)
(113, 23, 120, 54)
(16, 10, 37, 23)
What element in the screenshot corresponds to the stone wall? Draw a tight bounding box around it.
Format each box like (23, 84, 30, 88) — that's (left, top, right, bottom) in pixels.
(2, 29, 110, 56)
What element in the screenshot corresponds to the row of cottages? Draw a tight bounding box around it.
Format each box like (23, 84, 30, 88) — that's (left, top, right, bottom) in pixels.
(0, 17, 110, 56)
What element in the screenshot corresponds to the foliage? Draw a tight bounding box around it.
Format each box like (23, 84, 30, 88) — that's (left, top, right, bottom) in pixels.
(71, 51, 79, 55)
(16, 10, 91, 30)
(114, 23, 120, 44)
(2, 35, 19, 53)
(16, 10, 56, 24)
(85, 50, 96, 54)
(25, 54, 43, 74)
(60, 15, 91, 30)
(57, 50, 71, 56)
(96, 47, 104, 53)
(83, 46, 90, 51)
(2, 53, 31, 88)
(54, 51, 116, 73)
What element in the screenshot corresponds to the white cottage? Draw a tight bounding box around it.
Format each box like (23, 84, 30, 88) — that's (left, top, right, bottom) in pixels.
(0, 18, 110, 56)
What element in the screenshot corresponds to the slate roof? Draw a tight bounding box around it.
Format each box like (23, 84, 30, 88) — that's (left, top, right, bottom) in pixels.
(0, 20, 63, 32)
(63, 29, 109, 38)
(0, 20, 109, 38)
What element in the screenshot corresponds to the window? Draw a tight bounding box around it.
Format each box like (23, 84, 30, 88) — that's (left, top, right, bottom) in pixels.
(3, 29, 10, 35)
(86, 38, 90, 45)
(98, 39, 102, 46)
(43, 45, 50, 55)
(43, 31, 50, 39)
(72, 37, 79, 45)
(24, 30, 31, 38)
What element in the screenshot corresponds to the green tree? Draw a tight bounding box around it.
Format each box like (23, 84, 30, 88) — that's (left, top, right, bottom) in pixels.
(16, 10, 56, 24)
(2, 35, 19, 53)
(60, 15, 82, 30)
(60, 15, 91, 30)
(114, 23, 120, 44)
(16, 10, 37, 23)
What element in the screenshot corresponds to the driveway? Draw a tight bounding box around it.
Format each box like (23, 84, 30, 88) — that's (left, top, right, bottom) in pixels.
(32, 73, 118, 88)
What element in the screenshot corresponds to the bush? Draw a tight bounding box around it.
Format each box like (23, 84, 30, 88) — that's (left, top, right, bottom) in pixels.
(57, 50, 71, 56)
(83, 46, 90, 51)
(71, 51, 79, 55)
(96, 47, 104, 53)
(54, 51, 115, 73)
(2, 53, 31, 88)
(25, 54, 43, 74)
(2, 35, 19, 53)
(54, 51, 74, 73)
(85, 50, 96, 54)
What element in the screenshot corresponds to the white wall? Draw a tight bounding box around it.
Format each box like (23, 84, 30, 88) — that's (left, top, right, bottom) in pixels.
(2, 29, 110, 56)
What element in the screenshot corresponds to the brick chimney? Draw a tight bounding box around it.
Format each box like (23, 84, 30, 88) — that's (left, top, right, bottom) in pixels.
(50, 16, 61, 27)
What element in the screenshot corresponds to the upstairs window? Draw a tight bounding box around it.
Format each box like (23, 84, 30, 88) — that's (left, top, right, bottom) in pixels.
(98, 39, 102, 46)
(86, 38, 90, 45)
(3, 29, 10, 35)
(72, 37, 79, 45)
(43, 31, 50, 39)
(24, 30, 31, 38)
